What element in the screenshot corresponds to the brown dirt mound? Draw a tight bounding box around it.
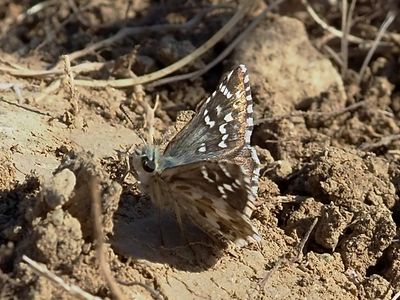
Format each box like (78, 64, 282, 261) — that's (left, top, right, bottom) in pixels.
(0, 1, 399, 299)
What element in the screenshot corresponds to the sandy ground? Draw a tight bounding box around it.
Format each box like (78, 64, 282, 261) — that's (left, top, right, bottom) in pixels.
(0, 1, 399, 299)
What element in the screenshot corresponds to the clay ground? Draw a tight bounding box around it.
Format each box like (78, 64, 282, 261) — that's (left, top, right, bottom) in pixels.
(0, 0, 399, 299)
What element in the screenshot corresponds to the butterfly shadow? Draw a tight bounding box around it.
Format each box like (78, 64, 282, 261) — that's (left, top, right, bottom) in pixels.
(111, 193, 227, 272)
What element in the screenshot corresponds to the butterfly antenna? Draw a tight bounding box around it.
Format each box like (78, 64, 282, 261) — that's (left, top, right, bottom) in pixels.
(119, 103, 146, 145)
(143, 95, 159, 146)
(119, 103, 136, 125)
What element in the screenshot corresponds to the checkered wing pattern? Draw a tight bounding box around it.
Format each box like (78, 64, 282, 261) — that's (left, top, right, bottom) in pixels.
(132, 64, 261, 247)
(160, 160, 260, 246)
(163, 64, 255, 164)
(160, 65, 260, 245)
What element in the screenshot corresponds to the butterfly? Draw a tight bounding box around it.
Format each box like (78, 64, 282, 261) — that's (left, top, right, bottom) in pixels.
(130, 64, 261, 247)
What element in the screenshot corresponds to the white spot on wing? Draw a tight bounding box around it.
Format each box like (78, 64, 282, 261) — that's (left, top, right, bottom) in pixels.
(219, 163, 232, 178)
(222, 134, 228, 141)
(251, 185, 258, 196)
(220, 85, 226, 94)
(219, 123, 227, 134)
(205, 115, 215, 128)
(226, 70, 234, 80)
(246, 95, 252, 101)
(216, 105, 222, 115)
(224, 112, 233, 122)
(250, 147, 261, 169)
(223, 183, 234, 192)
(247, 117, 254, 126)
(247, 104, 253, 113)
(198, 146, 206, 153)
(201, 167, 214, 183)
(239, 64, 247, 72)
(244, 75, 250, 83)
(245, 130, 252, 143)
(218, 140, 227, 148)
(218, 185, 225, 195)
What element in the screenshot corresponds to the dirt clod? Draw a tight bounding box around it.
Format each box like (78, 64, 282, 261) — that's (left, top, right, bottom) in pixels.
(0, 1, 399, 299)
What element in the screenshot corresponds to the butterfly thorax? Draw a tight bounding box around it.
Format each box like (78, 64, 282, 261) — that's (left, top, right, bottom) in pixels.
(131, 145, 180, 194)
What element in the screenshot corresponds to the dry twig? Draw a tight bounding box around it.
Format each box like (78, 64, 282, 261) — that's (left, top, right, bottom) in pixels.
(294, 218, 318, 262)
(256, 100, 366, 124)
(73, 0, 255, 88)
(0, 0, 57, 37)
(62, 55, 79, 114)
(301, 0, 365, 44)
(0, 2, 254, 89)
(64, 9, 208, 64)
(89, 177, 127, 300)
(261, 217, 318, 288)
(323, 44, 344, 67)
(22, 255, 101, 300)
(357, 11, 397, 85)
(260, 258, 283, 288)
(0, 61, 107, 77)
(149, 0, 284, 87)
(340, 0, 348, 77)
(359, 134, 400, 151)
(0, 11, 205, 78)
(1, 96, 52, 116)
(392, 290, 400, 300)
(340, 0, 357, 77)
(117, 279, 163, 300)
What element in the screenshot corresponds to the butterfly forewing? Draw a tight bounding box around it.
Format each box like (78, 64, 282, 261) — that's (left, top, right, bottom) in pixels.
(162, 65, 254, 166)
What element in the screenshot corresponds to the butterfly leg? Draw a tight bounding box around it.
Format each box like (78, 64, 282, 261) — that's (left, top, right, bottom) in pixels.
(157, 206, 166, 247)
(173, 202, 205, 264)
(173, 202, 187, 244)
(123, 144, 136, 181)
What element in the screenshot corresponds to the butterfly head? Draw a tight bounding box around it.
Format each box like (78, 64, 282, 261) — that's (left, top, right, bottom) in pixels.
(130, 144, 162, 190)
(133, 145, 161, 170)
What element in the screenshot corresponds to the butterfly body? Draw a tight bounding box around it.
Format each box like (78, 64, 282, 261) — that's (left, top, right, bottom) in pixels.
(131, 64, 261, 247)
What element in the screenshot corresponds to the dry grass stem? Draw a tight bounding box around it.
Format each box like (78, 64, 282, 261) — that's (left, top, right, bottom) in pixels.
(62, 55, 79, 114)
(295, 218, 318, 262)
(357, 11, 397, 85)
(359, 134, 400, 151)
(89, 177, 127, 300)
(302, 0, 366, 44)
(340, 0, 348, 77)
(392, 290, 400, 300)
(256, 100, 367, 124)
(150, 0, 285, 87)
(22, 255, 101, 300)
(73, 0, 255, 88)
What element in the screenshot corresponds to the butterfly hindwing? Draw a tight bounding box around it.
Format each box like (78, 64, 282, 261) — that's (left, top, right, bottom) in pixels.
(161, 160, 260, 245)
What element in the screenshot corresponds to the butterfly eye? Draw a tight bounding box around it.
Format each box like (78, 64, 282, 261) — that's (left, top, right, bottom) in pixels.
(141, 156, 155, 172)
